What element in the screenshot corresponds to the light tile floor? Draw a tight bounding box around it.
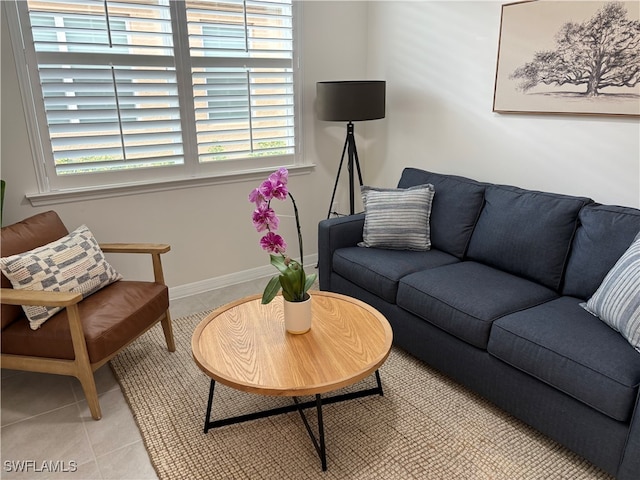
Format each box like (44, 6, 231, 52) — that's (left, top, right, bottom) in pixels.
(0, 278, 268, 480)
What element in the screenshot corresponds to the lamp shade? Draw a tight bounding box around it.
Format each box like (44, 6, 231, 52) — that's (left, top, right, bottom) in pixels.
(316, 81, 386, 122)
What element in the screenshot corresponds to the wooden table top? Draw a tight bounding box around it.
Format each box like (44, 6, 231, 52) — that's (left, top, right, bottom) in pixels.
(191, 290, 393, 397)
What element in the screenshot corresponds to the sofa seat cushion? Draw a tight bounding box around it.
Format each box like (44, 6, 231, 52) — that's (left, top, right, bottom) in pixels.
(467, 184, 591, 291)
(1, 281, 168, 363)
(397, 261, 558, 349)
(488, 296, 640, 422)
(332, 247, 459, 304)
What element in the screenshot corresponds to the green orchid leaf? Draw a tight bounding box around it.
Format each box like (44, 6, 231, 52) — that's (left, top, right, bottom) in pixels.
(261, 274, 282, 304)
(304, 272, 317, 293)
(279, 273, 296, 301)
(269, 254, 290, 275)
(289, 268, 303, 295)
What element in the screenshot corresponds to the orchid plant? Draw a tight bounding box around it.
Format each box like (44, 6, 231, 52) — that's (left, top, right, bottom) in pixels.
(249, 168, 317, 305)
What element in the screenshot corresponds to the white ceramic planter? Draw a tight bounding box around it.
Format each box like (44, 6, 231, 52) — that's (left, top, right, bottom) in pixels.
(283, 295, 312, 334)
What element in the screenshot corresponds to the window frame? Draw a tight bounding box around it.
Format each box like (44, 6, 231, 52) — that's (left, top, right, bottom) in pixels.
(4, 0, 309, 207)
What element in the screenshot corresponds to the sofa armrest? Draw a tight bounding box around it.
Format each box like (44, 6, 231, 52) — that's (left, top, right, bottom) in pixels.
(100, 243, 170, 285)
(618, 389, 640, 479)
(317, 214, 365, 291)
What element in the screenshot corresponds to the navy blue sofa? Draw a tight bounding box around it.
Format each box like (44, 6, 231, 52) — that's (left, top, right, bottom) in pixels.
(318, 168, 640, 479)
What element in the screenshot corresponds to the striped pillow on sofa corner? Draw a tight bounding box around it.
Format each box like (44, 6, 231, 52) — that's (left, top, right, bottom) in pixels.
(582, 232, 640, 353)
(359, 184, 435, 251)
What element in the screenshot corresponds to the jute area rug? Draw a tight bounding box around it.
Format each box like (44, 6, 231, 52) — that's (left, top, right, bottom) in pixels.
(110, 310, 612, 480)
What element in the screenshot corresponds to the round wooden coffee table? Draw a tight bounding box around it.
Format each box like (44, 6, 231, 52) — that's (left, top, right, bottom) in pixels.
(191, 290, 393, 471)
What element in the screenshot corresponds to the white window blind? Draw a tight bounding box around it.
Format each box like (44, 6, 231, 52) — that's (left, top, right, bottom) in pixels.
(187, 0, 295, 163)
(9, 0, 297, 193)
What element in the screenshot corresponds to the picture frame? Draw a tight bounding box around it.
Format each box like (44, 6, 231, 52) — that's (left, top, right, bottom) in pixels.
(493, 0, 640, 117)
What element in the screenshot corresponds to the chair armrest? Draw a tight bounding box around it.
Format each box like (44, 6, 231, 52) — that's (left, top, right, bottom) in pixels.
(0, 288, 82, 307)
(99, 243, 170, 285)
(1, 288, 90, 382)
(99, 243, 170, 255)
(317, 214, 365, 291)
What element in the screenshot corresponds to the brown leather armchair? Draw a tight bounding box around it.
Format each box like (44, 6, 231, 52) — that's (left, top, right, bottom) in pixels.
(1, 211, 175, 420)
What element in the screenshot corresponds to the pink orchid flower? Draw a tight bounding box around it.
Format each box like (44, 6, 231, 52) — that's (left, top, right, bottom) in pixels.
(260, 232, 287, 254)
(248, 188, 265, 206)
(252, 204, 279, 232)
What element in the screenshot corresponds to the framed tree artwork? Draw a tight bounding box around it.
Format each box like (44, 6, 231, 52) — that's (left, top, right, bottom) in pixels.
(493, 1, 640, 117)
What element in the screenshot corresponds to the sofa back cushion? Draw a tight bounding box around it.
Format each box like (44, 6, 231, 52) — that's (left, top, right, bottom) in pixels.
(466, 185, 591, 291)
(397, 168, 486, 259)
(1, 211, 69, 330)
(563, 204, 640, 299)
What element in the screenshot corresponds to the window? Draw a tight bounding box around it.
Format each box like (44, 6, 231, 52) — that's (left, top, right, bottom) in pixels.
(6, 0, 300, 198)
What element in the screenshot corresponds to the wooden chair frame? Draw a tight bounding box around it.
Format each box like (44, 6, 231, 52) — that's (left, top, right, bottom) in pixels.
(0, 243, 176, 420)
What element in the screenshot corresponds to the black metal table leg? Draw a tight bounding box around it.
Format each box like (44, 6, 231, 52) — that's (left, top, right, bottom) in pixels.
(204, 379, 216, 433)
(293, 394, 327, 471)
(375, 369, 383, 395)
(203, 370, 384, 471)
(315, 395, 327, 470)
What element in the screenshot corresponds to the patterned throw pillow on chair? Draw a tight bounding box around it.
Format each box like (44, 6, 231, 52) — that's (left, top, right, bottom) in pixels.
(581, 232, 640, 353)
(0, 225, 122, 329)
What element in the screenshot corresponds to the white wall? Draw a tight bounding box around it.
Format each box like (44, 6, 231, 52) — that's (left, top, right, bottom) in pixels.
(0, 1, 370, 295)
(2, 1, 639, 295)
(364, 1, 640, 207)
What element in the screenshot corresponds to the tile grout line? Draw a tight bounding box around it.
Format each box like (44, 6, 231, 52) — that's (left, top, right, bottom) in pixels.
(77, 401, 105, 480)
(1, 399, 81, 429)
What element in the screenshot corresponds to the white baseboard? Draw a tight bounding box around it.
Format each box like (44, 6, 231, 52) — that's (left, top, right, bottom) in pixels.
(169, 253, 319, 301)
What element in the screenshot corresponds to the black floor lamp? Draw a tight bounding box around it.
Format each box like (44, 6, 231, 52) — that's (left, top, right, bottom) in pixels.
(316, 81, 386, 218)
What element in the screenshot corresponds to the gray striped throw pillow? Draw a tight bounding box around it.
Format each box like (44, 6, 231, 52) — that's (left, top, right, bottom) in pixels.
(582, 232, 640, 353)
(359, 184, 435, 251)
